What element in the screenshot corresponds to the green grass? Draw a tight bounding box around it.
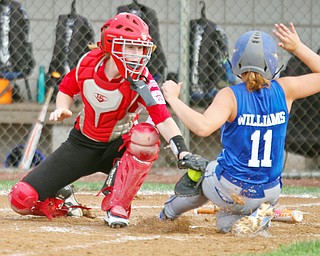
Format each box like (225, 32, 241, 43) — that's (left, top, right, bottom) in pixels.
(281, 186, 320, 197)
(70, 180, 175, 193)
(66, 181, 175, 193)
(0, 180, 17, 192)
(243, 240, 320, 256)
(1, 180, 319, 195)
(0, 180, 320, 196)
(0, 179, 319, 196)
(0, 179, 175, 193)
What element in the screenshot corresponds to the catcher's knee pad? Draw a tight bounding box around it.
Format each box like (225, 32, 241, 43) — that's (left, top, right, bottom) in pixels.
(8, 181, 39, 215)
(9, 181, 69, 220)
(126, 122, 160, 162)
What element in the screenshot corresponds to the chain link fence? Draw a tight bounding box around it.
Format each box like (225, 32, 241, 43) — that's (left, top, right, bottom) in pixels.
(0, 0, 319, 175)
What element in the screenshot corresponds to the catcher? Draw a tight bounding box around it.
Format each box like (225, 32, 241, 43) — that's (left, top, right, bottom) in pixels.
(8, 13, 195, 228)
(159, 23, 320, 235)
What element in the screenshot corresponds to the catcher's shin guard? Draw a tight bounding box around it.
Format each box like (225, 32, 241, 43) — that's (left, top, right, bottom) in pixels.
(101, 123, 160, 219)
(9, 181, 70, 220)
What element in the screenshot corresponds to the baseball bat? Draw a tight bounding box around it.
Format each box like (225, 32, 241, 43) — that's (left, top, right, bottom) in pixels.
(194, 206, 220, 215)
(19, 86, 54, 170)
(194, 207, 303, 223)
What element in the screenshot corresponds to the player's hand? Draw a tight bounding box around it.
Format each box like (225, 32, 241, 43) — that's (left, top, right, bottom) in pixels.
(178, 151, 190, 160)
(273, 23, 302, 53)
(49, 108, 72, 121)
(178, 153, 208, 172)
(161, 80, 182, 103)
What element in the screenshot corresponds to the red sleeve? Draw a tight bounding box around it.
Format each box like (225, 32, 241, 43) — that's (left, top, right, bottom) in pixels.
(146, 104, 171, 125)
(58, 69, 80, 97)
(141, 74, 172, 124)
(130, 72, 171, 124)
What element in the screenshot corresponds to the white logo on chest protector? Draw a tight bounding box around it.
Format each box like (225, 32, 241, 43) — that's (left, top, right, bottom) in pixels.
(83, 79, 123, 127)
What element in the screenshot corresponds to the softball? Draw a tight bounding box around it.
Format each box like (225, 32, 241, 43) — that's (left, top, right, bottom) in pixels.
(188, 169, 201, 182)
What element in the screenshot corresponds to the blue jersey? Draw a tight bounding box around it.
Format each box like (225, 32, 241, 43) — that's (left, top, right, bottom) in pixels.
(217, 80, 289, 184)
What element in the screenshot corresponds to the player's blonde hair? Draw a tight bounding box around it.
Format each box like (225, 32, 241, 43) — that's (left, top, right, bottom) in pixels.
(242, 71, 270, 92)
(87, 44, 99, 50)
(87, 44, 111, 58)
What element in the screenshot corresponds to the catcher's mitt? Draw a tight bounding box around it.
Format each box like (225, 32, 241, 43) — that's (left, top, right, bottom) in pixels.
(178, 154, 208, 172)
(175, 154, 208, 196)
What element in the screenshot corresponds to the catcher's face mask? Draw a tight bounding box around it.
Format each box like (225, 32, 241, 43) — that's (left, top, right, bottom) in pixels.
(98, 12, 155, 81)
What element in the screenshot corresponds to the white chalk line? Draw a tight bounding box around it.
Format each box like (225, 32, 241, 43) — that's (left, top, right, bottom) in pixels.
(0, 206, 162, 214)
(280, 194, 318, 199)
(2, 201, 320, 214)
(279, 202, 320, 209)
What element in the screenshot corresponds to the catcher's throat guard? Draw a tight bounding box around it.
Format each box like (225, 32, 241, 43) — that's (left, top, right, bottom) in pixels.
(128, 77, 157, 107)
(101, 123, 160, 218)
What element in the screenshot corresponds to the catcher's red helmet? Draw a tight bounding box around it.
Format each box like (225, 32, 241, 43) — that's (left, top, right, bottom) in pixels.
(98, 13, 154, 81)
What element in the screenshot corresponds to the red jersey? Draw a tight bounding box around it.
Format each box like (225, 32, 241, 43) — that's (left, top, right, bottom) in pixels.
(59, 49, 171, 142)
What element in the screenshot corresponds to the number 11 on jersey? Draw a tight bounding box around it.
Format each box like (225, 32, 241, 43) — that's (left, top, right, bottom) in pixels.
(248, 130, 272, 167)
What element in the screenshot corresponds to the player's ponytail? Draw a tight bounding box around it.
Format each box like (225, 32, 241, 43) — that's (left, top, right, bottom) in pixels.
(242, 71, 270, 92)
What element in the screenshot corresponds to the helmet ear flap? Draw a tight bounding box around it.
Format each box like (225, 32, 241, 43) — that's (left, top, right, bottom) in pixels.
(99, 27, 106, 52)
(98, 31, 105, 51)
(99, 28, 113, 54)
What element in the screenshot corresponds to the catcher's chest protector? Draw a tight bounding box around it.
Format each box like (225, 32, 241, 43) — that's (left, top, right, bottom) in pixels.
(76, 50, 139, 142)
(101, 123, 160, 218)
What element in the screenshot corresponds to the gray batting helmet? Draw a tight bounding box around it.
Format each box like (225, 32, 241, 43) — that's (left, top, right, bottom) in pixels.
(231, 31, 278, 79)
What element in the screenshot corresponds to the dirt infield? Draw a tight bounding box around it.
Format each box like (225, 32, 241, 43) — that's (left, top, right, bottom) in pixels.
(1, 190, 320, 256)
(1, 170, 320, 255)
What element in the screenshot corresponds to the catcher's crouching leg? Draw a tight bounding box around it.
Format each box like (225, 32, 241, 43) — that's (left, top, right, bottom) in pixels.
(101, 123, 160, 228)
(8, 181, 70, 220)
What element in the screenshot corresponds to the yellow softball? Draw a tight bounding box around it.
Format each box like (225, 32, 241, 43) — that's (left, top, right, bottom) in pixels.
(187, 169, 202, 182)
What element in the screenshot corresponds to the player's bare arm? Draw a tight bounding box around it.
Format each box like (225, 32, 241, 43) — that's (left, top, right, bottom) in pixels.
(49, 91, 73, 121)
(278, 73, 320, 111)
(274, 22, 320, 106)
(156, 117, 183, 143)
(156, 117, 190, 159)
(162, 81, 233, 137)
(274, 23, 320, 73)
